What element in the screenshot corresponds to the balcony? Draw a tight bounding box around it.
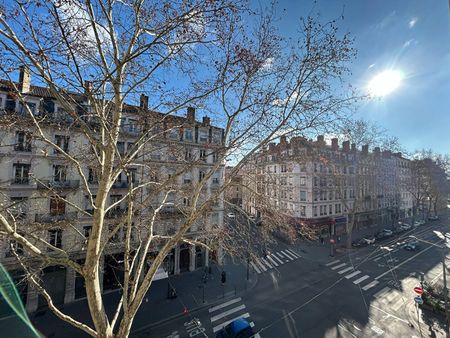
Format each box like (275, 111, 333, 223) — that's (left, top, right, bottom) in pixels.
(112, 180, 139, 189)
(37, 180, 80, 190)
(106, 207, 127, 218)
(13, 144, 32, 152)
(35, 211, 77, 223)
(11, 178, 30, 185)
(159, 206, 183, 219)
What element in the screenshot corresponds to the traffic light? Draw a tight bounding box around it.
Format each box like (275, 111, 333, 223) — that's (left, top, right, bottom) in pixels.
(221, 271, 226, 284)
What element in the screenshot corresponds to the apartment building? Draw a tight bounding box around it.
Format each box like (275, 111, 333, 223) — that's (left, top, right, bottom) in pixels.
(0, 67, 225, 312)
(224, 166, 243, 208)
(242, 135, 413, 237)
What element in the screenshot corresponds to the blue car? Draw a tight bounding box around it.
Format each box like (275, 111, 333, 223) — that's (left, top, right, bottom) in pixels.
(215, 318, 255, 338)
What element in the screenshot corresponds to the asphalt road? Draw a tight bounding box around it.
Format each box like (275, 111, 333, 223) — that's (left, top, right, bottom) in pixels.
(135, 215, 450, 338)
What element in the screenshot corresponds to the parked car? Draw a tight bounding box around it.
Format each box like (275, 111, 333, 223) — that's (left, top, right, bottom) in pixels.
(352, 238, 368, 247)
(215, 318, 255, 338)
(403, 241, 420, 251)
(375, 229, 393, 240)
(364, 237, 376, 245)
(227, 212, 235, 219)
(428, 215, 439, 221)
(399, 224, 412, 231)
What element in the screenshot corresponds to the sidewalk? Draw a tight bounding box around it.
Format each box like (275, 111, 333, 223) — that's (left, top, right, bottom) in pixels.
(1, 260, 257, 338)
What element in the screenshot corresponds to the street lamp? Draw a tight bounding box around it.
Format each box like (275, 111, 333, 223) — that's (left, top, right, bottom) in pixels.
(409, 235, 449, 338)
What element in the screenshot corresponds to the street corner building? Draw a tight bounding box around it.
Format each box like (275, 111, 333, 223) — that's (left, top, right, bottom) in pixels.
(241, 135, 414, 239)
(0, 66, 225, 314)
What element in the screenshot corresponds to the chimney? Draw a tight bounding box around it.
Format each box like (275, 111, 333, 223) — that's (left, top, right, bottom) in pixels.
(342, 141, 350, 152)
(19, 65, 31, 93)
(317, 135, 324, 143)
(351, 143, 356, 152)
(362, 144, 369, 155)
(84, 80, 93, 94)
(202, 115, 210, 125)
(382, 150, 391, 158)
(268, 143, 276, 151)
(331, 138, 338, 150)
(140, 94, 149, 110)
(374, 147, 380, 155)
(280, 135, 287, 144)
(187, 107, 195, 123)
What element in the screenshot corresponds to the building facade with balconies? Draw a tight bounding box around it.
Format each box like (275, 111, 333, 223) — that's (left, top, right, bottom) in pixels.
(0, 67, 225, 313)
(242, 135, 413, 238)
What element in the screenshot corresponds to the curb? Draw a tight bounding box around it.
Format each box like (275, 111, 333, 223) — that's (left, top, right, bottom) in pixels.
(131, 272, 259, 334)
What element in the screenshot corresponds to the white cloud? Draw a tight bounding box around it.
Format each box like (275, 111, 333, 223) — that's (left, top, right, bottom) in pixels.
(261, 57, 274, 70)
(54, 0, 111, 56)
(409, 17, 418, 28)
(368, 63, 375, 69)
(403, 39, 417, 48)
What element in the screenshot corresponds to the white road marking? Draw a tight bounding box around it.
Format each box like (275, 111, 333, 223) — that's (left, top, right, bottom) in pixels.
(373, 286, 390, 298)
(338, 267, 354, 274)
(373, 257, 382, 262)
(362, 280, 379, 291)
(260, 257, 273, 269)
(353, 275, 370, 285)
(271, 254, 284, 265)
(331, 263, 347, 270)
(345, 270, 361, 279)
(325, 259, 341, 266)
(392, 298, 405, 312)
(286, 249, 301, 258)
(281, 250, 295, 260)
(212, 312, 250, 332)
(371, 325, 384, 336)
(210, 304, 246, 322)
(276, 252, 287, 261)
(254, 258, 267, 272)
(250, 261, 261, 274)
(209, 297, 242, 313)
(266, 255, 279, 267)
(375, 244, 436, 280)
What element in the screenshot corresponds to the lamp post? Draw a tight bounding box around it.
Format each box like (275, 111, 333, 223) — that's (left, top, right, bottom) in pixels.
(409, 235, 449, 338)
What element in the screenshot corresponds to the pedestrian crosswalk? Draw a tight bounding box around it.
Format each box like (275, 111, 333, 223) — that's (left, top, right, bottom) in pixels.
(209, 297, 261, 337)
(250, 249, 301, 275)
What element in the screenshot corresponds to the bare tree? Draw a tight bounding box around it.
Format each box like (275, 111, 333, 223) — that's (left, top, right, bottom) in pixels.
(0, 1, 357, 337)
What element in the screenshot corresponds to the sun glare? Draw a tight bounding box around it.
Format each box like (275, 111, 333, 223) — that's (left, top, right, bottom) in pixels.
(368, 70, 403, 97)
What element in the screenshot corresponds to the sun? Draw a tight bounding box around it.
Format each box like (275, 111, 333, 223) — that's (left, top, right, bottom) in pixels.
(368, 70, 403, 97)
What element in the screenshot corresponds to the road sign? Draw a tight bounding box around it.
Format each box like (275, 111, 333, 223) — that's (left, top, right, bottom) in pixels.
(413, 287, 423, 295)
(414, 296, 423, 304)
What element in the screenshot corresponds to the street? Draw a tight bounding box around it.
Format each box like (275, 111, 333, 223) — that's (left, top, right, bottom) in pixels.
(134, 215, 450, 338)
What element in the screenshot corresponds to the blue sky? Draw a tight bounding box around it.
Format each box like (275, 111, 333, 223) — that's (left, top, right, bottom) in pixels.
(273, 0, 450, 155)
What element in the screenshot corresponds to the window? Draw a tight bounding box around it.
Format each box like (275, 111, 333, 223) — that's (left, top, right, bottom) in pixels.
(212, 152, 218, 163)
(19, 102, 36, 115)
(48, 229, 62, 249)
(54, 135, 70, 153)
(184, 129, 193, 141)
(183, 197, 190, 206)
(50, 197, 66, 215)
(212, 131, 221, 144)
(127, 142, 135, 154)
(300, 177, 306, 186)
(183, 173, 192, 184)
(5, 95, 16, 111)
(15, 131, 32, 152)
(329, 205, 333, 215)
(83, 225, 92, 238)
(185, 148, 193, 161)
(53, 165, 67, 182)
(319, 205, 323, 216)
(199, 130, 208, 143)
(117, 142, 125, 155)
(88, 168, 98, 183)
(300, 205, 306, 216)
(300, 191, 307, 201)
(84, 195, 95, 212)
(199, 149, 207, 161)
(13, 163, 30, 184)
(128, 119, 138, 133)
(169, 128, 178, 139)
(128, 168, 137, 184)
(199, 170, 205, 181)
